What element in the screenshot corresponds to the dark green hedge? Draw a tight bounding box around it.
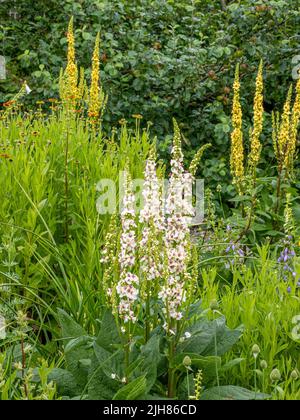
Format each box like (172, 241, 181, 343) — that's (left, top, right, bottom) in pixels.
(1, 0, 300, 192)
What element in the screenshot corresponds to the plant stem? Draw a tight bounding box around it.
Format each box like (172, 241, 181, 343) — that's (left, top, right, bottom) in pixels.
(124, 335, 130, 382)
(254, 357, 257, 400)
(145, 281, 150, 343)
(237, 176, 256, 242)
(167, 336, 176, 398)
(64, 117, 69, 242)
(21, 335, 28, 398)
(274, 168, 282, 218)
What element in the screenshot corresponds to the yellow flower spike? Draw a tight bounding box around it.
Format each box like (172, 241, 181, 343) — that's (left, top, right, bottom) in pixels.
(278, 85, 292, 169)
(172, 118, 184, 161)
(289, 77, 300, 171)
(230, 64, 244, 189)
(65, 17, 78, 103)
(194, 370, 203, 400)
(88, 32, 102, 121)
(249, 60, 264, 170)
(189, 143, 211, 177)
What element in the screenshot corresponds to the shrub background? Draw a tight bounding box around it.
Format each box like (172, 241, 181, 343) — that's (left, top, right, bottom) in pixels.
(1, 0, 300, 192)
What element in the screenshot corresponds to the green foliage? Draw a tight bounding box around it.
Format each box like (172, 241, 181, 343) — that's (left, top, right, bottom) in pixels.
(1, 1, 299, 164)
(200, 385, 268, 401)
(53, 306, 257, 400)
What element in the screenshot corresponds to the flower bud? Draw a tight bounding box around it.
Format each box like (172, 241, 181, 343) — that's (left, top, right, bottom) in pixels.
(183, 356, 192, 367)
(290, 370, 299, 380)
(210, 299, 219, 311)
(252, 344, 260, 358)
(260, 360, 268, 370)
(270, 368, 281, 382)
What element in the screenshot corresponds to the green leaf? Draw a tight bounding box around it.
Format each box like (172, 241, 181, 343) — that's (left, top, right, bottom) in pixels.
(64, 336, 92, 354)
(96, 311, 121, 352)
(200, 385, 270, 400)
(112, 376, 147, 400)
(57, 309, 91, 390)
(49, 368, 80, 398)
(220, 358, 244, 373)
(202, 317, 242, 357)
(131, 335, 161, 392)
(173, 353, 221, 379)
(87, 343, 124, 400)
(177, 317, 241, 357)
(57, 309, 86, 341)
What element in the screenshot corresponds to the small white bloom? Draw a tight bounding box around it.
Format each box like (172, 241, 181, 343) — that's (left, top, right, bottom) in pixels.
(25, 83, 32, 94)
(184, 332, 191, 339)
(111, 373, 117, 380)
(121, 377, 127, 383)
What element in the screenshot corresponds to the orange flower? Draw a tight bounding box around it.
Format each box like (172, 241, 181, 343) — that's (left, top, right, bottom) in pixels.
(3, 100, 15, 107)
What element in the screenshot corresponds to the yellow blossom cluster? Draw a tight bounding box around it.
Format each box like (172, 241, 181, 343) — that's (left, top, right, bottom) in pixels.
(88, 33, 101, 120)
(273, 79, 300, 175)
(65, 17, 78, 103)
(230, 65, 244, 185)
(249, 60, 264, 169)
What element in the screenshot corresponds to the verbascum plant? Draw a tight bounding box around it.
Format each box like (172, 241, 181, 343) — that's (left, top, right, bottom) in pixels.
(100, 214, 119, 306)
(159, 119, 194, 326)
(272, 81, 300, 218)
(272, 111, 281, 162)
(230, 62, 265, 237)
(284, 192, 295, 237)
(78, 66, 87, 103)
(288, 77, 300, 174)
(64, 17, 78, 105)
(189, 143, 211, 177)
(59, 18, 87, 109)
(88, 32, 107, 126)
(117, 170, 139, 328)
(249, 61, 264, 171)
(230, 64, 244, 193)
(278, 85, 293, 172)
(139, 146, 165, 340)
(273, 82, 300, 176)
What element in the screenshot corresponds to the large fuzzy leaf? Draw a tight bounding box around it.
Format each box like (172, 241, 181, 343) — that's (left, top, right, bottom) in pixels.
(96, 311, 121, 352)
(201, 386, 270, 400)
(57, 309, 91, 390)
(112, 376, 147, 400)
(177, 316, 242, 357)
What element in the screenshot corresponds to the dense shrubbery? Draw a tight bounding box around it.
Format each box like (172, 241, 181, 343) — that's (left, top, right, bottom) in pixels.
(1, 1, 299, 142)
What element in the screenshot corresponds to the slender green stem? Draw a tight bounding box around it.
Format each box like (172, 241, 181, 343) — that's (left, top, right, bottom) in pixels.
(145, 281, 150, 343)
(64, 116, 69, 242)
(186, 368, 190, 399)
(274, 168, 282, 217)
(167, 336, 176, 398)
(254, 357, 257, 400)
